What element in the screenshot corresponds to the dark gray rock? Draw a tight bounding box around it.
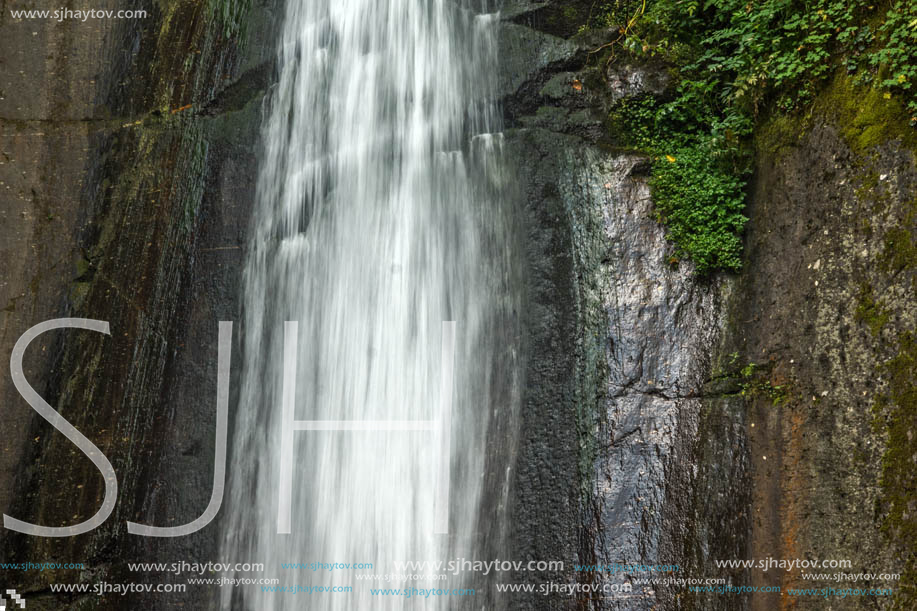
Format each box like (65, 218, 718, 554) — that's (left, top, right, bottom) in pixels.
(0, 0, 281, 608)
(499, 8, 724, 609)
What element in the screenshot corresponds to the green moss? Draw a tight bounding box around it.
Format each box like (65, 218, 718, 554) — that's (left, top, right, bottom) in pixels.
(879, 197, 917, 274)
(816, 72, 917, 155)
(736, 361, 793, 406)
(880, 227, 917, 273)
(755, 70, 917, 166)
(855, 171, 881, 201)
(755, 112, 802, 158)
(75, 256, 91, 279)
(854, 283, 891, 337)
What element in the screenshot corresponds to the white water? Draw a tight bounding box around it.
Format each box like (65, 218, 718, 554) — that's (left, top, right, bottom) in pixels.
(221, 1, 518, 609)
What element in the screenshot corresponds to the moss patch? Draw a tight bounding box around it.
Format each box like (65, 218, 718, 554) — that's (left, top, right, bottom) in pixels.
(815, 72, 917, 156)
(755, 112, 802, 159)
(879, 196, 917, 275)
(854, 283, 891, 337)
(880, 226, 917, 273)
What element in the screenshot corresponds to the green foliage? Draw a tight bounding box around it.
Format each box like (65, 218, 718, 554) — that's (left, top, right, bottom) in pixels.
(582, 0, 645, 32)
(871, 1, 917, 120)
(738, 361, 791, 405)
(590, 0, 916, 273)
(609, 82, 750, 274)
(650, 145, 747, 273)
(879, 197, 917, 273)
(740, 361, 757, 379)
(616, 0, 916, 119)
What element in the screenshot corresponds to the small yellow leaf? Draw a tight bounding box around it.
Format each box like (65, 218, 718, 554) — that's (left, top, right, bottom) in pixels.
(883, 92, 892, 99)
(665, 155, 676, 163)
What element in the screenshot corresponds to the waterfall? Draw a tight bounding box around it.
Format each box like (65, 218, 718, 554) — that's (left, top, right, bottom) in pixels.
(220, 1, 519, 609)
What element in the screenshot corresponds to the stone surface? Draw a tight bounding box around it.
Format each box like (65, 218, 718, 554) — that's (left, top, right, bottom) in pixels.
(707, 119, 916, 610)
(0, 0, 280, 608)
(499, 4, 724, 609)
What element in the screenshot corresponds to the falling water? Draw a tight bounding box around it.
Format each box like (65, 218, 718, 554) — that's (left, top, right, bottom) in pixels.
(220, 1, 519, 609)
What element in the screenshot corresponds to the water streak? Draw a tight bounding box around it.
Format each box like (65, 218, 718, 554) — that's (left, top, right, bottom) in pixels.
(221, 1, 519, 608)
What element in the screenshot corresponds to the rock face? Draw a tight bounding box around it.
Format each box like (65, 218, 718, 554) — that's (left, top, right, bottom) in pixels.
(0, 0, 116, 536)
(711, 106, 916, 609)
(500, 4, 729, 609)
(500, 4, 915, 611)
(0, 0, 279, 608)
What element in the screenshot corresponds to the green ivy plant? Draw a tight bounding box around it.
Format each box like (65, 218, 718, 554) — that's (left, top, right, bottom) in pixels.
(871, 1, 917, 119)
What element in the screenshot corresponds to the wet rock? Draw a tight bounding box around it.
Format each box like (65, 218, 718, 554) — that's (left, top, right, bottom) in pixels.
(500, 8, 724, 607)
(604, 61, 670, 104)
(0, 0, 281, 608)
